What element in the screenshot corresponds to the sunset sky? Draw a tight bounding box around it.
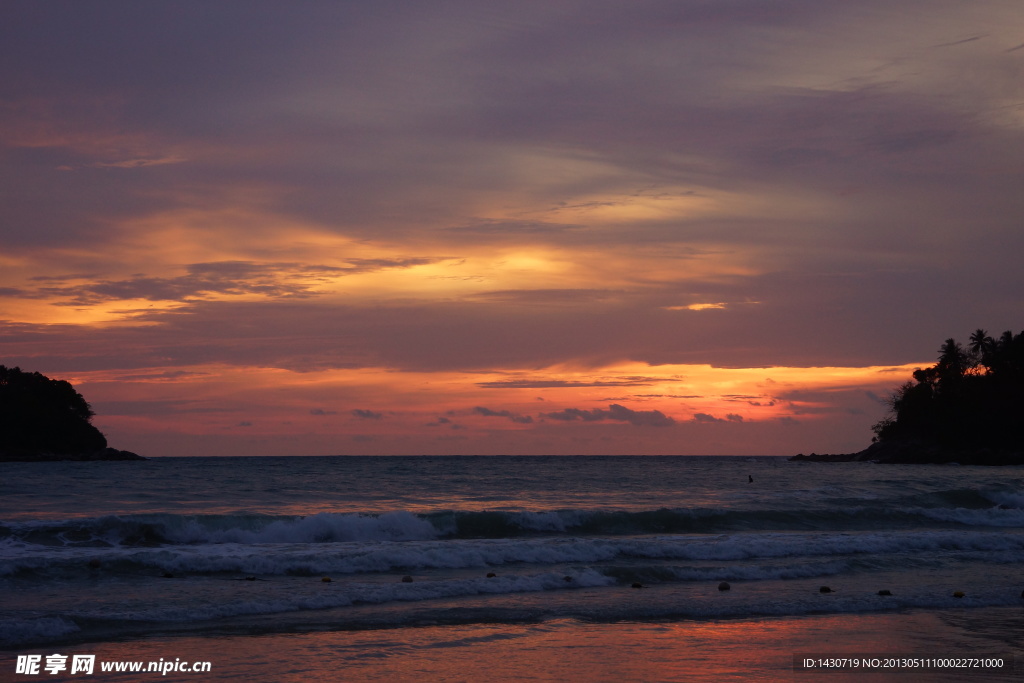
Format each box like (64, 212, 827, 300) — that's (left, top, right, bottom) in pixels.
(2, 1, 1022, 456)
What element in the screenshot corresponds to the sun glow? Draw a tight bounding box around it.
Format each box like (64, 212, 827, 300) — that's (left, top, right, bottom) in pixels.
(75, 359, 925, 456)
(665, 303, 729, 311)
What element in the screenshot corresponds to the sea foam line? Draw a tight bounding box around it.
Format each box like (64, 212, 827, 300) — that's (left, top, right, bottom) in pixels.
(4, 501, 1024, 552)
(4, 529, 1024, 577)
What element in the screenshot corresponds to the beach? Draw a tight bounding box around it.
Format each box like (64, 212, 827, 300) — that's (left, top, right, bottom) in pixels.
(6, 607, 1022, 682)
(3, 456, 1023, 681)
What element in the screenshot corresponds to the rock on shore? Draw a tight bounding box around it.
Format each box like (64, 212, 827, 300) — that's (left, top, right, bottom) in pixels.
(0, 448, 145, 462)
(790, 439, 1024, 466)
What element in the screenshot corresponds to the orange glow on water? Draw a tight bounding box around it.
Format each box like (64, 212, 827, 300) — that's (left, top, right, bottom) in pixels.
(57, 609, 984, 682)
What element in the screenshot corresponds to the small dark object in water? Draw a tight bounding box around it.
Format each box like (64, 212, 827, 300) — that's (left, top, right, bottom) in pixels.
(748, 475, 753, 483)
(718, 582, 731, 591)
(819, 586, 833, 593)
(161, 572, 174, 579)
(401, 575, 414, 583)
(486, 572, 496, 578)
(321, 577, 332, 583)
(87, 559, 101, 569)
(877, 589, 892, 596)
(953, 590, 964, 598)
(245, 576, 257, 581)
(631, 582, 644, 589)
(563, 576, 573, 582)
(1020, 589, 1024, 599)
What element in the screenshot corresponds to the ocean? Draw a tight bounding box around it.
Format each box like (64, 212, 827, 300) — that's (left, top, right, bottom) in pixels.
(2, 455, 1023, 681)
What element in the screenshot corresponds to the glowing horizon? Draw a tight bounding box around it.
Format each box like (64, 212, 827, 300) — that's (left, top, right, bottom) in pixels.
(53, 360, 927, 457)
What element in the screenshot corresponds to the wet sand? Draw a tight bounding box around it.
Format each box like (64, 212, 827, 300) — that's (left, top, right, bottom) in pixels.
(6, 606, 1022, 682)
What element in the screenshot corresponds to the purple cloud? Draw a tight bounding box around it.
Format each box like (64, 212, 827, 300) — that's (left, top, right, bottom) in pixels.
(472, 406, 533, 424)
(542, 404, 675, 427)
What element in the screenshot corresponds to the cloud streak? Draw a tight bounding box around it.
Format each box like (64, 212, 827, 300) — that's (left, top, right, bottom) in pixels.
(16, 259, 450, 306)
(472, 406, 533, 424)
(542, 404, 675, 427)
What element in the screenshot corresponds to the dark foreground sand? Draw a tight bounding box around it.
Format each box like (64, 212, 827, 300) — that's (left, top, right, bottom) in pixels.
(5, 606, 1022, 682)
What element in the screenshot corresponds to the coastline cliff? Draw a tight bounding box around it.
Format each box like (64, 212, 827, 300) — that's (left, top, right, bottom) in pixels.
(792, 328, 1024, 465)
(0, 365, 143, 462)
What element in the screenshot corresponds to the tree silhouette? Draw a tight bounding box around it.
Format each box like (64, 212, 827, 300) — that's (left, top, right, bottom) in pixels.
(968, 328, 992, 366)
(873, 329, 1024, 454)
(0, 365, 108, 456)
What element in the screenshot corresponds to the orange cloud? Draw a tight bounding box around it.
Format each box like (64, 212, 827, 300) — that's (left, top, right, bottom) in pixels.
(71, 360, 924, 456)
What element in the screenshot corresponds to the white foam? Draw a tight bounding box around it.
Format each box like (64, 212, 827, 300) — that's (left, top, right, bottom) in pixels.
(916, 506, 1024, 527)
(163, 511, 439, 544)
(664, 559, 852, 582)
(507, 510, 570, 532)
(0, 616, 80, 647)
(26, 569, 612, 626)
(6, 529, 1024, 578)
(986, 491, 1024, 509)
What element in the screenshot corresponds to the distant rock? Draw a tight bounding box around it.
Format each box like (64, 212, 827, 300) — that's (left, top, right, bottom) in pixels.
(793, 327, 1024, 466)
(0, 448, 145, 462)
(0, 366, 144, 462)
(790, 439, 1024, 466)
(789, 452, 857, 463)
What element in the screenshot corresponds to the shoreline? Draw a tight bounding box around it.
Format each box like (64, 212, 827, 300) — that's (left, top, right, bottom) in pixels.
(5, 606, 1022, 682)
(791, 439, 1024, 466)
(0, 448, 145, 462)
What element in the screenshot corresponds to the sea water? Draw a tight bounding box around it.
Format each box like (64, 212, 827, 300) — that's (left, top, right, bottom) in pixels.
(2, 456, 1023, 678)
